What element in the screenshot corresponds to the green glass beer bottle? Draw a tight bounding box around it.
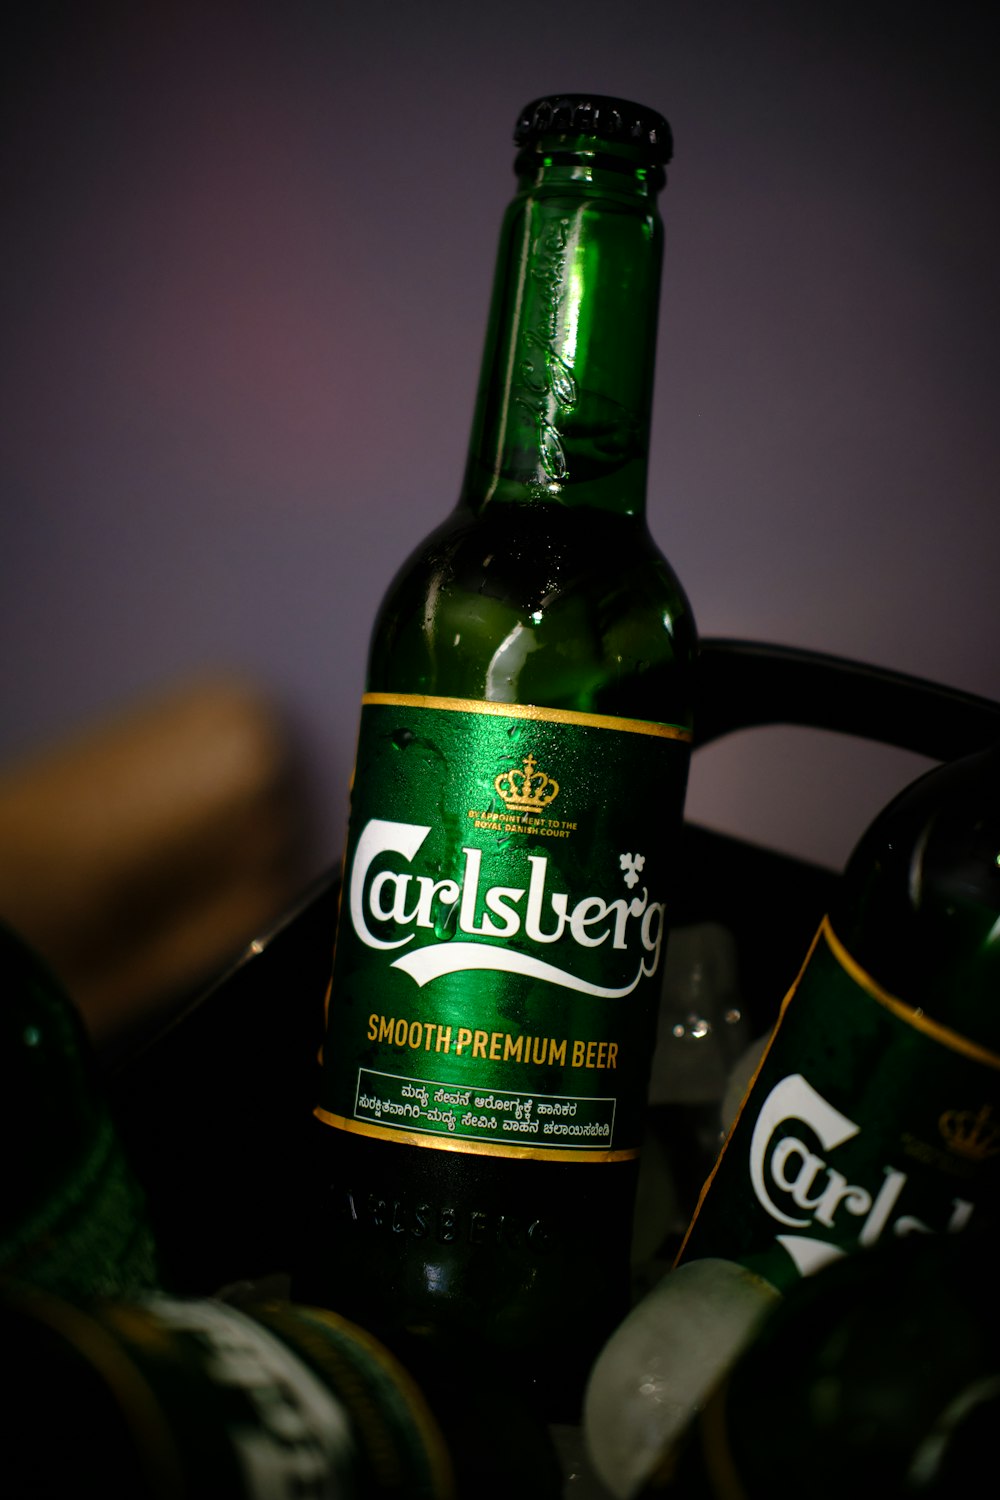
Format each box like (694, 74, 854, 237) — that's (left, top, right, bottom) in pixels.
(635, 1227, 1000, 1498)
(676, 738, 1000, 1288)
(295, 94, 697, 1419)
(0, 919, 160, 1300)
(0, 1285, 446, 1498)
(2, 1280, 564, 1497)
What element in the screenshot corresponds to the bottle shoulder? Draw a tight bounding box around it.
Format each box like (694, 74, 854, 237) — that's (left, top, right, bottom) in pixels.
(835, 743, 1000, 1038)
(365, 504, 697, 724)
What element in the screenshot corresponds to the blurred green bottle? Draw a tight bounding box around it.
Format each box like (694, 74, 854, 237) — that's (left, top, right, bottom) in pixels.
(1, 1283, 563, 1499)
(0, 919, 159, 1299)
(295, 93, 697, 1419)
(637, 1229, 1000, 1498)
(677, 739, 1000, 1287)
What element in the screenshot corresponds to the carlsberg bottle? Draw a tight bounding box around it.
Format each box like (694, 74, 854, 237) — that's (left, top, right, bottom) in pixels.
(0, 920, 160, 1300)
(677, 738, 1000, 1288)
(296, 95, 696, 1417)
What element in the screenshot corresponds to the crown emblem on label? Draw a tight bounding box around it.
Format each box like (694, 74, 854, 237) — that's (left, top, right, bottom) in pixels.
(938, 1104, 1000, 1160)
(494, 754, 559, 815)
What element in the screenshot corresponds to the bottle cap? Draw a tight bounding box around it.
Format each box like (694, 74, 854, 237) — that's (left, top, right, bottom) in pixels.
(514, 94, 673, 165)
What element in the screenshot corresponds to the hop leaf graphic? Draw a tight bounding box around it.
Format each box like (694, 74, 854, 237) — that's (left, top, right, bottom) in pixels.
(619, 852, 645, 889)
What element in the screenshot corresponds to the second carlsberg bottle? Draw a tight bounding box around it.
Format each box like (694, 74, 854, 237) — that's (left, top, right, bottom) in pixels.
(294, 95, 697, 1417)
(676, 738, 1000, 1288)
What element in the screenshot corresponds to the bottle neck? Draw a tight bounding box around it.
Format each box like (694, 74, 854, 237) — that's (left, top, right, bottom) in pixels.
(460, 147, 665, 517)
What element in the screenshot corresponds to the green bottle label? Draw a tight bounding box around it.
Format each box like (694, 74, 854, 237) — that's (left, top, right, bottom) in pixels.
(678, 917, 1000, 1286)
(128, 1298, 361, 1497)
(316, 694, 691, 1162)
(256, 1303, 454, 1499)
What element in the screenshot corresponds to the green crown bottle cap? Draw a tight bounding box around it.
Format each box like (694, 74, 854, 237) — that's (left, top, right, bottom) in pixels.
(514, 94, 673, 165)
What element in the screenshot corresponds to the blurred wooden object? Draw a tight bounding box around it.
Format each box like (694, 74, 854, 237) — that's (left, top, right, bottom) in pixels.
(0, 678, 312, 1051)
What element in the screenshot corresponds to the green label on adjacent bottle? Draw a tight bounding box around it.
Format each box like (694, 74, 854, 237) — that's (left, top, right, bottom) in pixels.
(133, 1298, 361, 1497)
(677, 917, 1000, 1286)
(316, 694, 691, 1162)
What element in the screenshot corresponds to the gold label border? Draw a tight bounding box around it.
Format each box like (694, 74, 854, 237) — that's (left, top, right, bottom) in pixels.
(361, 691, 692, 742)
(823, 917, 1000, 1071)
(315, 1108, 637, 1163)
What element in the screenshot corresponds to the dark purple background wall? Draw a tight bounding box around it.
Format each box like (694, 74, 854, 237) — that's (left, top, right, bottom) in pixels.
(2, 1, 997, 873)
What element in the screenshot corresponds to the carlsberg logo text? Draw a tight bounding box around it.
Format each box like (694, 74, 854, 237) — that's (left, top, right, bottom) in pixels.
(348, 818, 665, 999)
(749, 1073, 974, 1277)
